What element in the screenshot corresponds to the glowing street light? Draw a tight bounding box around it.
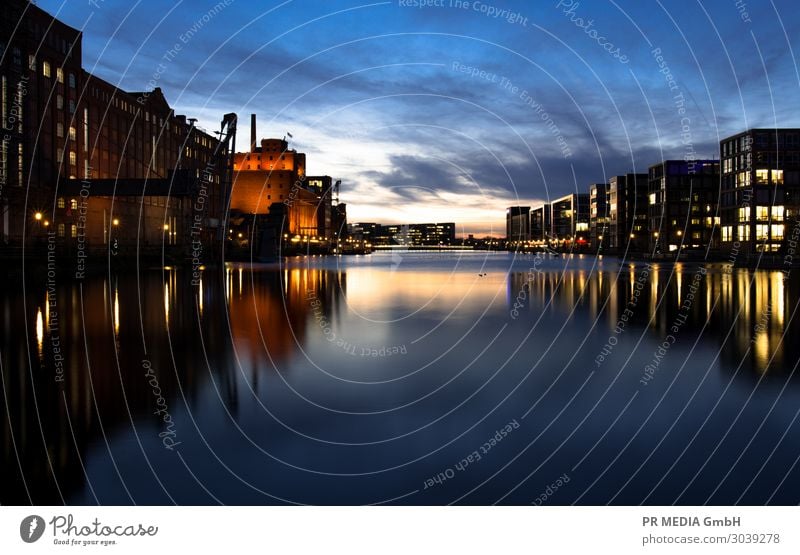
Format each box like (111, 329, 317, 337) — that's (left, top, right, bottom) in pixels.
(34, 212, 43, 221)
(112, 218, 120, 226)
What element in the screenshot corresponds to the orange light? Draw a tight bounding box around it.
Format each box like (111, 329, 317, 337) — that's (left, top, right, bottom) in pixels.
(34, 212, 43, 221)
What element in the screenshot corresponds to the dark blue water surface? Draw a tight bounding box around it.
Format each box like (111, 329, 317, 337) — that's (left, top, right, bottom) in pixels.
(3, 252, 800, 505)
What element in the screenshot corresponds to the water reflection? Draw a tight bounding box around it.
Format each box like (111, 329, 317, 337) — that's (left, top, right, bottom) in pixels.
(506, 262, 799, 376)
(2, 255, 799, 505)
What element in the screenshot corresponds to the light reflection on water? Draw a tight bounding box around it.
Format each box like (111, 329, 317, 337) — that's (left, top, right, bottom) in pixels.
(2, 252, 800, 505)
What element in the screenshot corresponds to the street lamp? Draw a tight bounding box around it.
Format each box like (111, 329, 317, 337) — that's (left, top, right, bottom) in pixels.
(34, 212, 43, 221)
(112, 218, 120, 226)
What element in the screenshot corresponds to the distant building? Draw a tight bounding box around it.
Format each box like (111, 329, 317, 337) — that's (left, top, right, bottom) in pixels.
(608, 174, 648, 252)
(589, 183, 608, 250)
(551, 193, 589, 247)
(350, 222, 456, 246)
(506, 206, 530, 246)
(648, 160, 720, 254)
(530, 204, 551, 242)
(719, 129, 800, 255)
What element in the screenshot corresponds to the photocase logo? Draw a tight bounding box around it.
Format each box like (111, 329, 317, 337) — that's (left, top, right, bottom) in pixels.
(20, 515, 45, 543)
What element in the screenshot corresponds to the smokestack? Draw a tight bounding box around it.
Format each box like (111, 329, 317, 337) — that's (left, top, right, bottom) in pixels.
(250, 114, 257, 151)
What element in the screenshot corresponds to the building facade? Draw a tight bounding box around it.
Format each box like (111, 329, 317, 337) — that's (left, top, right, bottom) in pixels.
(607, 173, 648, 252)
(506, 206, 530, 246)
(589, 183, 608, 250)
(530, 204, 551, 242)
(719, 129, 800, 255)
(1, 0, 227, 258)
(550, 193, 589, 248)
(647, 160, 720, 254)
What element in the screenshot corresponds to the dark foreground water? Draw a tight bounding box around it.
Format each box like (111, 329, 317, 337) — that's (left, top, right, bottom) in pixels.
(2, 252, 800, 505)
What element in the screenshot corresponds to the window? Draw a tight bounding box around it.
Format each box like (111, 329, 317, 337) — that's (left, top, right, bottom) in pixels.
(70, 199, 78, 210)
(722, 226, 732, 242)
(56, 122, 64, 138)
(772, 206, 785, 220)
(736, 171, 750, 187)
(738, 225, 750, 241)
(56, 68, 63, 83)
(70, 224, 77, 238)
(28, 54, 36, 71)
(68, 100, 75, 114)
(69, 151, 76, 166)
(43, 61, 51, 77)
(57, 224, 65, 237)
(738, 206, 750, 222)
(756, 206, 769, 220)
(68, 73, 76, 88)
(57, 197, 65, 209)
(756, 169, 769, 184)
(771, 224, 785, 239)
(69, 126, 76, 141)
(756, 224, 769, 241)
(772, 169, 784, 185)
(649, 193, 656, 205)
(56, 94, 63, 110)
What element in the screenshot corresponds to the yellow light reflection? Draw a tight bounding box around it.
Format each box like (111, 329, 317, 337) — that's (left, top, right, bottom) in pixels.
(164, 282, 170, 325)
(114, 286, 120, 335)
(36, 308, 44, 356)
(198, 278, 204, 316)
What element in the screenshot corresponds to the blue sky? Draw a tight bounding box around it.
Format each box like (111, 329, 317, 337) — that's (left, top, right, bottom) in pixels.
(41, 0, 800, 235)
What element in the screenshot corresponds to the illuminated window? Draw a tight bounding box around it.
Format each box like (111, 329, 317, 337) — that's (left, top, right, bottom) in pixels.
(756, 169, 769, 184)
(772, 169, 784, 185)
(722, 226, 732, 242)
(69, 126, 76, 141)
(43, 61, 51, 77)
(649, 193, 656, 205)
(69, 151, 76, 166)
(738, 206, 750, 222)
(756, 206, 769, 220)
(771, 206, 784, 220)
(756, 224, 769, 240)
(56, 68, 63, 83)
(738, 225, 750, 241)
(70, 224, 77, 238)
(771, 224, 785, 239)
(57, 197, 65, 209)
(737, 172, 750, 187)
(70, 199, 78, 210)
(57, 224, 65, 237)
(28, 55, 35, 71)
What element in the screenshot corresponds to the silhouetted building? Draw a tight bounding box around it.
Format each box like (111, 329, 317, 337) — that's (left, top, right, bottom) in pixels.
(506, 206, 530, 246)
(648, 160, 720, 254)
(719, 129, 800, 256)
(607, 173, 648, 252)
(589, 183, 608, 250)
(530, 204, 551, 242)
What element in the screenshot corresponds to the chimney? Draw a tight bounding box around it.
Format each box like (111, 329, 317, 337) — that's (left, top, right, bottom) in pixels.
(250, 114, 257, 151)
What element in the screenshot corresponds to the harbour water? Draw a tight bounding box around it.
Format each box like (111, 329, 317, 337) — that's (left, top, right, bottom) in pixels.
(2, 252, 799, 505)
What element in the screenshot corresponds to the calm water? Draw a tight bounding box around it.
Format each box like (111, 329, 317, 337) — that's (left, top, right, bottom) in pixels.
(2, 252, 800, 505)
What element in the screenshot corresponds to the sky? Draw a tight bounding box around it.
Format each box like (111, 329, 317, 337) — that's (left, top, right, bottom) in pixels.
(38, 0, 800, 236)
